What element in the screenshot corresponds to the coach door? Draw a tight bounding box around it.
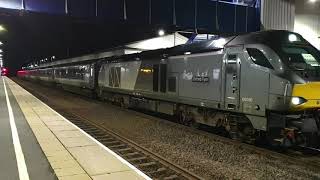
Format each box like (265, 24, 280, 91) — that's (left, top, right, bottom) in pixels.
(224, 48, 242, 111)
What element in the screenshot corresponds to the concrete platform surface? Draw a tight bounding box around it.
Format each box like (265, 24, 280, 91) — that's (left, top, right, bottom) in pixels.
(2, 77, 151, 180)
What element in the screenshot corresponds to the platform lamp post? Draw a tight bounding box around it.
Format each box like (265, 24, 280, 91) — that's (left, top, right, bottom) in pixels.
(0, 54, 3, 67)
(0, 24, 7, 68)
(0, 25, 5, 32)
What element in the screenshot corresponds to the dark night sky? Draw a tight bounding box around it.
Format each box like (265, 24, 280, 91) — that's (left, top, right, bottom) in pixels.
(0, 9, 161, 75)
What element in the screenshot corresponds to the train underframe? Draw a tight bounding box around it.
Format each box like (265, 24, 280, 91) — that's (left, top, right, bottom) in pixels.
(269, 111, 320, 149)
(99, 89, 258, 144)
(99, 89, 320, 150)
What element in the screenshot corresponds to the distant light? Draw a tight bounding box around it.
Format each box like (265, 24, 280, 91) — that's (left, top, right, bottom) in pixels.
(289, 34, 298, 42)
(158, 29, 165, 36)
(0, 49, 2, 53)
(184, 52, 191, 55)
(0, 25, 5, 32)
(0, 54, 2, 57)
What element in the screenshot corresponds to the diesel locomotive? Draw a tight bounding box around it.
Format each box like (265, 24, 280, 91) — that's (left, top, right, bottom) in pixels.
(19, 30, 320, 149)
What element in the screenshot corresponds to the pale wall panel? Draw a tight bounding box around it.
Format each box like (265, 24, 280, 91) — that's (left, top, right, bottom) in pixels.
(261, 0, 295, 30)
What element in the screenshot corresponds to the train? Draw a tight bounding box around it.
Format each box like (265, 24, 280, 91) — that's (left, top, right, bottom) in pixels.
(18, 30, 320, 149)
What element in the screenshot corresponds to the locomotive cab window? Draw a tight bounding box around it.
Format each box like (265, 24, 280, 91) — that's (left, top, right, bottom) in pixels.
(247, 48, 274, 69)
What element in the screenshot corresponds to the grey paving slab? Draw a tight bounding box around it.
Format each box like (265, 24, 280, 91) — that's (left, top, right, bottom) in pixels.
(68, 145, 131, 176)
(3, 78, 58, 180)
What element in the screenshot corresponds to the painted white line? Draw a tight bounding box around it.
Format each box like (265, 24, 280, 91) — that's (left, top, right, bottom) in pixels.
(8, 79, 152, 180)
(2, 77, 30, 180)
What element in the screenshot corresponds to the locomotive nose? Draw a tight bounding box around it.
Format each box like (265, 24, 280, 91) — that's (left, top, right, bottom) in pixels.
(290, 82, 320, 111)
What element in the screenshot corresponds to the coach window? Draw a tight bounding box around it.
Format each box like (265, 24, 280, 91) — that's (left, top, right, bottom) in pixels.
(168, 77, 176, 92)
(247, 48, 274, 69)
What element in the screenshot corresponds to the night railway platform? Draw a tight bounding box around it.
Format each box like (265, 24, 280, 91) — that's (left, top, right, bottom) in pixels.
(0, 76, 150, 180)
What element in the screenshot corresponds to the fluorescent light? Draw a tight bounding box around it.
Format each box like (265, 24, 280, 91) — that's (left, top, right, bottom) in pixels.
(289, 34, 298, 42)
(0, 25, 5, 31)
(309, 0, 317, 3)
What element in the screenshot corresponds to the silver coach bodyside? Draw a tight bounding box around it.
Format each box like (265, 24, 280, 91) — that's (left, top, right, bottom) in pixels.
(98, 61, 142, 92)
(38, 68, 55, 82)
(54, 64, 94, 89)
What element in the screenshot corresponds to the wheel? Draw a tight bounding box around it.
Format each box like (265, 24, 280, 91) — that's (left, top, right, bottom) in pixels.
(120, 98, 129, 109)
(190, 119, 200, 129)
(179, 110, 199, 128)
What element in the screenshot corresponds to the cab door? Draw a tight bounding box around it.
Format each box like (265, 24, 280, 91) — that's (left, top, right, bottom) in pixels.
(89, 64, 95, 89)
(240, 47, 271, 117)
(224, 47, 242, 111)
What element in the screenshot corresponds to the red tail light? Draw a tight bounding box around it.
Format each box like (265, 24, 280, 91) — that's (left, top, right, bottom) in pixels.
(1, 67, 9, 76)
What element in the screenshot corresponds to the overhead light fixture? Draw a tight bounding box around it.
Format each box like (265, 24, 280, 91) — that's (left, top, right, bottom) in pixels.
(0, 42, 3, 45)
(288, 34, 298, 42)
(158, 29, 165, 36)
(0, 25, 5, 32)
(309, 0, 317, 3)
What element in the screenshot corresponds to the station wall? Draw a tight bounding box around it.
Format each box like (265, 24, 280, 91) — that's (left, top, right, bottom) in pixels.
(260, 0, 320, 50)
(260, 0, 295, 31)
(294, 1, 320, 50)
(295, 14, 320, 50)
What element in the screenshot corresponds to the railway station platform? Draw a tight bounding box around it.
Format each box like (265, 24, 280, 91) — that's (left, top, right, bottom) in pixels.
(0, 77, 150, 180)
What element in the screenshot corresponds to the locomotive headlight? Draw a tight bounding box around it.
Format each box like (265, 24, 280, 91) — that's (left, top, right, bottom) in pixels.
(291, 97, 307, 105)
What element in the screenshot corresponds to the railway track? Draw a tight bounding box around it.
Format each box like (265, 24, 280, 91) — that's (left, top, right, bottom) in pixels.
(132, 109, 320, 173)
(14, 78, 320, 178)
(56, 108, 203, 180)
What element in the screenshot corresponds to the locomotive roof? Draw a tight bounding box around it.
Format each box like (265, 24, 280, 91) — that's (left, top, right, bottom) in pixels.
(30, 30, 306, 69)
(100, 30, 307, 62)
